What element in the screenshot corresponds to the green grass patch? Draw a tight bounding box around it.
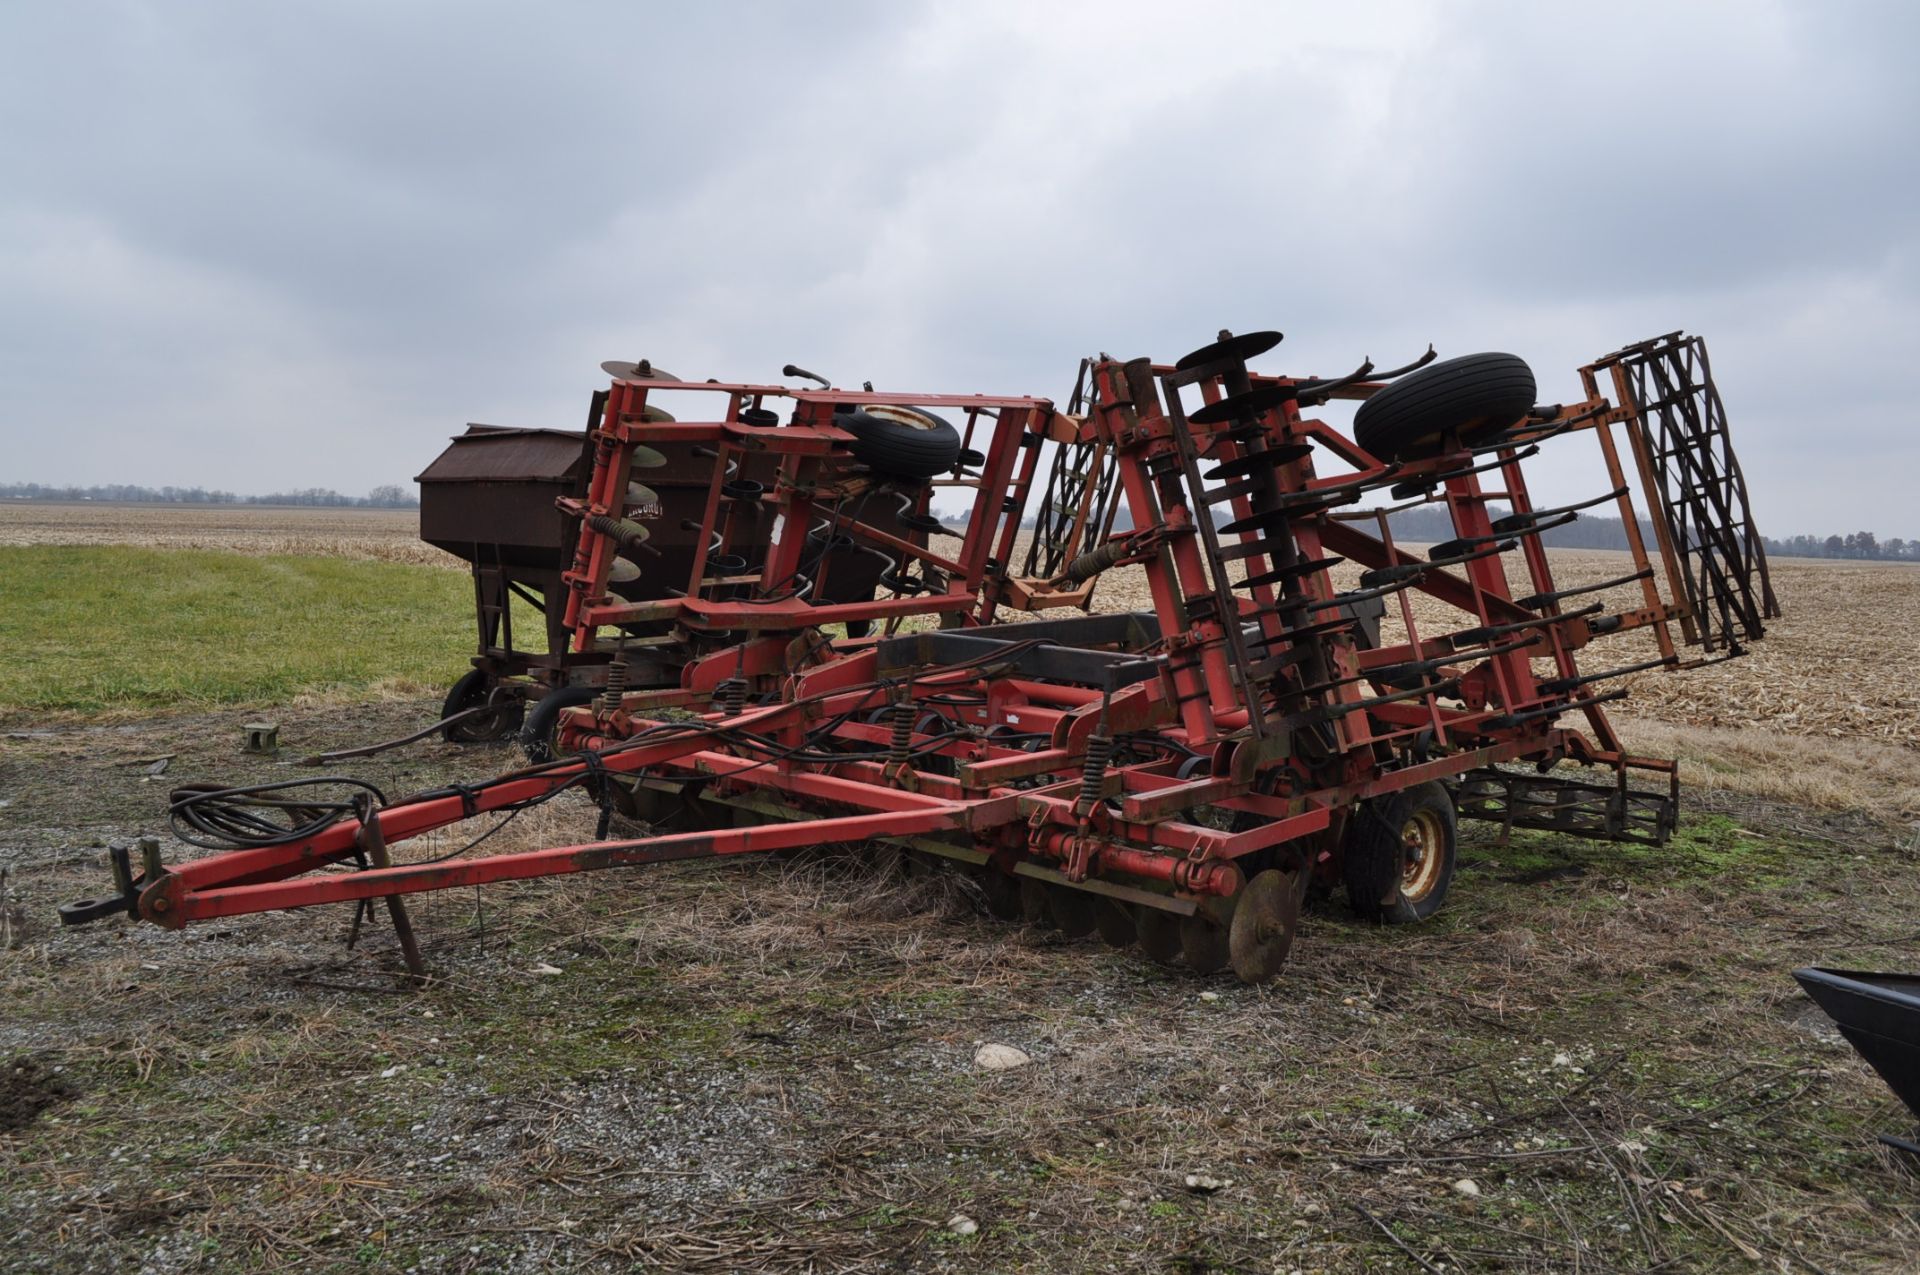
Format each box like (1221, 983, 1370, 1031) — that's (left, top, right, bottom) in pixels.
(0, 545, 503, 714)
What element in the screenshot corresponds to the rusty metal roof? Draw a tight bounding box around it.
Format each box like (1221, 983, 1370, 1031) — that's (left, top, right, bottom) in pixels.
(414, 425, 589, 484)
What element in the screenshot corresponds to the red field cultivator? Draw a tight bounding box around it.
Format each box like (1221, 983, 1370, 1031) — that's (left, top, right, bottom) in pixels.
(64, 329, 1775, 983)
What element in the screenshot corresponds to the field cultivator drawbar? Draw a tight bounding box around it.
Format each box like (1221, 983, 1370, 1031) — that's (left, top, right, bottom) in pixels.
(63, 328, 1775, 985)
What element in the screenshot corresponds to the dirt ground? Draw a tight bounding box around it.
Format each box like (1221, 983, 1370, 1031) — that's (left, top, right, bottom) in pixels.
(3, 698, 1918, 1272)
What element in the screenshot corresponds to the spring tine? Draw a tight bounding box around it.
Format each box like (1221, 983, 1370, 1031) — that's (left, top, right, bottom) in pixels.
(1281, 676, 1464, 727)
(1365, 344, 1438, 382)
(1241, 556, 1344, 589)
(1360, 636, 1537, 683)
(1514, 568, 1652, 610)
(1422, 538, 1519, 570)
(1390, 444, 1541, 497)
(1533, 654, 1678, 695)
(1468, 418, 1577, 454)
(1448, 602, 1606, 646)
(1481, 688, 1629, 731)
(1293, 357, 1378, 407)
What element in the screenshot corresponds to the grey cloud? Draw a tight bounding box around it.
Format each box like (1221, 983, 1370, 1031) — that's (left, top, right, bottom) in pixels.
(0, 0, 1913, 534)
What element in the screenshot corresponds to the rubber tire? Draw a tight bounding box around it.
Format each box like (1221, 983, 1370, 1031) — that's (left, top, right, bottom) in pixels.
(1353, 353, 1536, 462)
(1343, 781, 1457, 924)
(840, 407, 962, 480)
(441, 669, 524, 744)
(521, 686, 599, 764)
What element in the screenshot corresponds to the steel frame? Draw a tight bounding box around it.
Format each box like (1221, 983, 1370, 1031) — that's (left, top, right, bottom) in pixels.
(70, 330, 1769, 981)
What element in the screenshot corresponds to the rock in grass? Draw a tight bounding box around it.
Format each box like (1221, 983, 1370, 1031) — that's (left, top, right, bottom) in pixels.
(973, 1043, 1030, 1071)
(1184, 1172, 1232, 1193)
(1451, 1177, 1482, 1198)
(947, 1214, 979, 1236)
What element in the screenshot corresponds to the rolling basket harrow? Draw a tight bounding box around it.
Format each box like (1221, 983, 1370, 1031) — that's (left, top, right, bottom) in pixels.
(63, 328, 1775, 984)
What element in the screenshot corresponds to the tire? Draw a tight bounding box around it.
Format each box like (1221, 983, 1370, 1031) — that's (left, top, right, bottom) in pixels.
(839, 406, 961, 480)
(521, 686, 599, 764)
(440, 669, 524, 744)
(1353, 353, 1536, 461)
(1343, 781, 1457, 924)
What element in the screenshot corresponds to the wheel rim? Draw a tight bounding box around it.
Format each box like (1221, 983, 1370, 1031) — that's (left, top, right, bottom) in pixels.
(1400, 808, 1447, 903)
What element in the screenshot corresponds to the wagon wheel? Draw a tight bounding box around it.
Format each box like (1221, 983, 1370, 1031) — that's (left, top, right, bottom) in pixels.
(1344, 781, 1457, 924)
(520, 686, 599, 764)
(1135, 907, 1183, 966)
(440, 669, 524, 744)
(1228, 869, 1305, 984)
(1179, 915, 1231, 975)
(1048, 885, 1099, 939)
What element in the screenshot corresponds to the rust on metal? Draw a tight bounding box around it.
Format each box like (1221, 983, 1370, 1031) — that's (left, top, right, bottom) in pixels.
(65, 329, 1775, 986)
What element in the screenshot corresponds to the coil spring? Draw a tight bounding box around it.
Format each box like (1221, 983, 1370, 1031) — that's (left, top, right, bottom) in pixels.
(586, 513, 651, 552)
(1078, 733, 1115, 807)
(598, 652, 629, 716)
(888, 700, 915, 766)
(716, 678, 747, 717)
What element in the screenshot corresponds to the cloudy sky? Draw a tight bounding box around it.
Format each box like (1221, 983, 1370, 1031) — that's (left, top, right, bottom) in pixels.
(2, 1, 1915, 535)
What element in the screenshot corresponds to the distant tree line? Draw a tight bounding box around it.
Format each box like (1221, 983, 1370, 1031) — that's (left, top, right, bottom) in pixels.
(1760, 531, 1916, 562)
(1106, 499, 1919, 564)
(1, 482, 418, 508)
(1383, 506, 1917, 561)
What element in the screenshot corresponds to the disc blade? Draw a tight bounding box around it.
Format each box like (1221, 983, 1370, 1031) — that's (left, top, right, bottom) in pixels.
(626, 482, 661, 508)
(1135, 906, 1183, 965)
(608, 556, 642, 583)
(977, 869, 1021, 921)
(1189, 384, 1297, 426)
(1175, 330, 1283, 371)
(1205, 444, 1313, 480)
(602, 360, 681, 382)
(1049, 885, 1099, 939)
(1018, 876, 1054, 928)
(1179, 915, 1231, 975)
(628, 445, 669, 470)
(1229, 869, 1302, 985)
(1094, 899, 1136, 948)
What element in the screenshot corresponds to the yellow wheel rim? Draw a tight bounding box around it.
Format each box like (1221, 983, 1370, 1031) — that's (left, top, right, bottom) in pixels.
(1401, 808, 1447, 903)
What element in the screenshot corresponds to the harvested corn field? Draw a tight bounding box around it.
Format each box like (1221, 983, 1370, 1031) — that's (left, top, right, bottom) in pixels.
(0, 502, 447, 567)
(1071, 542, 1920, 751)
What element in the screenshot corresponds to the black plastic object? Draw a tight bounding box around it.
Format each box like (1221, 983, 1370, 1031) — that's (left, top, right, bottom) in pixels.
(1794, 968, 1920, 1121)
